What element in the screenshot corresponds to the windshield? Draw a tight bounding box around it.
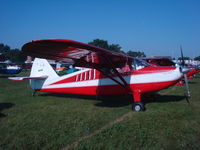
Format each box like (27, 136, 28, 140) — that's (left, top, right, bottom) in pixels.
(132, 58, 150, 70)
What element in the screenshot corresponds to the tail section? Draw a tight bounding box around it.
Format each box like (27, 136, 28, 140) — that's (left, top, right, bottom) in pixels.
(31, 58, 58, 79)
(30, 58, 59, 90)
(9, 58, 59, 90)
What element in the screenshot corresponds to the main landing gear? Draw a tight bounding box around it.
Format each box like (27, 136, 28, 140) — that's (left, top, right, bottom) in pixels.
(32, 90, 37, 97)
(132, 90, 145, 111)
(132, 102, 145, 112)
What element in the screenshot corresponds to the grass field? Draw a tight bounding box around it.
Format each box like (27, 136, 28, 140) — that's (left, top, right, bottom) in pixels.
(0, 72, 200, 150)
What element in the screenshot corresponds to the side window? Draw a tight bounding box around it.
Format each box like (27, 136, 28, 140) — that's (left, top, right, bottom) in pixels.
(132, 58, 150, 70)
(116, 62, 132, 73)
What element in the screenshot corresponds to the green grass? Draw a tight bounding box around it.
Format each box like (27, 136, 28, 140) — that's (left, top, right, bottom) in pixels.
(0, 71, 200, 150)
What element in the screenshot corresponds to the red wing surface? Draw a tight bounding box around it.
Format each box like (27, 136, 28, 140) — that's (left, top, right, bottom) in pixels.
(22, 39, 131, 69)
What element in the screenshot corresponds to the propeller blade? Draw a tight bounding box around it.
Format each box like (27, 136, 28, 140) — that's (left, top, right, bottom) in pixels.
(179, 46, 191, 103)
(183, 73, 191, 103)
(180, 45, 185, 66)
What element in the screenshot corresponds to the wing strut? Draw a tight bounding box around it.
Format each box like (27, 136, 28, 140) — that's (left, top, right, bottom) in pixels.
(104, 55, 129, 87)
(77, 55, 132, 93)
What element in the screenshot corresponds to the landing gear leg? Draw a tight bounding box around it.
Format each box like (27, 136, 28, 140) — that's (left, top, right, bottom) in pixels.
(32, 90, 37, 97)
(132, 91, 145, 111)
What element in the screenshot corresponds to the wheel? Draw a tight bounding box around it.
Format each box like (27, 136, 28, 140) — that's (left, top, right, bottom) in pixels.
(132, 102, 145, 111)
(32, 90, 36, 97)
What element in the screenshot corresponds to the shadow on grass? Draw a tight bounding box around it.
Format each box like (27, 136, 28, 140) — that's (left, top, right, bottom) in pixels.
(39, 92, 187, 108)
(39, 93, 132, 107)
(143, 94, 187, 104)
(188, 81, 198, 84)
(40, 93, 98, 100)
(95, 95, 132, 107)
(0, 103, 15, 118)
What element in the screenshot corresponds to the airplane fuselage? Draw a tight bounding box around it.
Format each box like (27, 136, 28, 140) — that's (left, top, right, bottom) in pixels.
(33, 66, 182, 97)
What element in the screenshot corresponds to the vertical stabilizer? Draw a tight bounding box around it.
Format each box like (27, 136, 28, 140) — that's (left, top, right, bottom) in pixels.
(30, 58, 59, 89)
(31, 58, 58, 79)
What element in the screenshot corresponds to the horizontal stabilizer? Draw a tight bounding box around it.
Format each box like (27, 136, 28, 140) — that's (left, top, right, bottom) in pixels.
(8, 75, 48, 81)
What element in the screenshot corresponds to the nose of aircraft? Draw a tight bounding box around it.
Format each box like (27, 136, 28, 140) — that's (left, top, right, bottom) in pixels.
(181, 67, 191, 74)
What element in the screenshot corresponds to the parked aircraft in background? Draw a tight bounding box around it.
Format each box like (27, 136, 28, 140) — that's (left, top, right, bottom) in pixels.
(142, 57, 175, 67)
(9, 39, 191, 111)
(143, 57, 199, 79)
(0, 63, 22, 74)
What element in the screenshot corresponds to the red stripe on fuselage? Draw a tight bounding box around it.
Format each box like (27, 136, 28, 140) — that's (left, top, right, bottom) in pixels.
(38, 80, 178, 96)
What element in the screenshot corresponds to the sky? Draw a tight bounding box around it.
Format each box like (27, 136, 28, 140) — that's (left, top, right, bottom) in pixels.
(0, 0, 200, 58)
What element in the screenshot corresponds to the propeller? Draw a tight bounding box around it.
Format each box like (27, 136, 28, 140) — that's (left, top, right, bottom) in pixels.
(180, 45, 191, 102)
(180, 45, 185, 66)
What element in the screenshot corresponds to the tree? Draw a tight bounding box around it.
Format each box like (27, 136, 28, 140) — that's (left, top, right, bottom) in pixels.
(4, 49, 26, 62)
(194, 56, 200, 61)
(88, 39, 124, 53)
(0, 43, 26, 62)
(88, 39, 146, 57)
(108, 44, 124, 53)
(88, 39, 109, 49)
(0, 43, 10, 53)
(126, 50, 146, 57)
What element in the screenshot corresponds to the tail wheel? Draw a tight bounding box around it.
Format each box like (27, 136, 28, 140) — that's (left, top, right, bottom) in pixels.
(132, 102, 145, 112)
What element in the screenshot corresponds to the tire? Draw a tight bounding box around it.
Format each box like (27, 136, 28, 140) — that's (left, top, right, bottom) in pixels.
(132, 102, 145, 111)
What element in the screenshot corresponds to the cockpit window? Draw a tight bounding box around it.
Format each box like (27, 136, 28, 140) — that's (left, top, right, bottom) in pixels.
(132, 58, 150, 70)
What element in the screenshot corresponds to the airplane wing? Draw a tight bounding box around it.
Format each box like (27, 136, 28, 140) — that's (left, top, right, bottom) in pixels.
(22, 39, 132, 69)
(22, 39, 133, 88)
(8, 75, 48, 81)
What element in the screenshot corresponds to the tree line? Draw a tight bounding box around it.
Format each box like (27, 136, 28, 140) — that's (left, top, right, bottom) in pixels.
(88, 39, 146, 57)
(1, 39, 200, 62)
(0, 39, 146, 62)
(0, 43, 26, 62)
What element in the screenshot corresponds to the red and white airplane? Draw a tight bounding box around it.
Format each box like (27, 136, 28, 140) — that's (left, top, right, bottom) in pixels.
(9, 39, 190, 111)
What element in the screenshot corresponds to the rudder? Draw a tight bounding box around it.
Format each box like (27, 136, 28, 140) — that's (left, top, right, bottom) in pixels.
(31, 58, 59, 79)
